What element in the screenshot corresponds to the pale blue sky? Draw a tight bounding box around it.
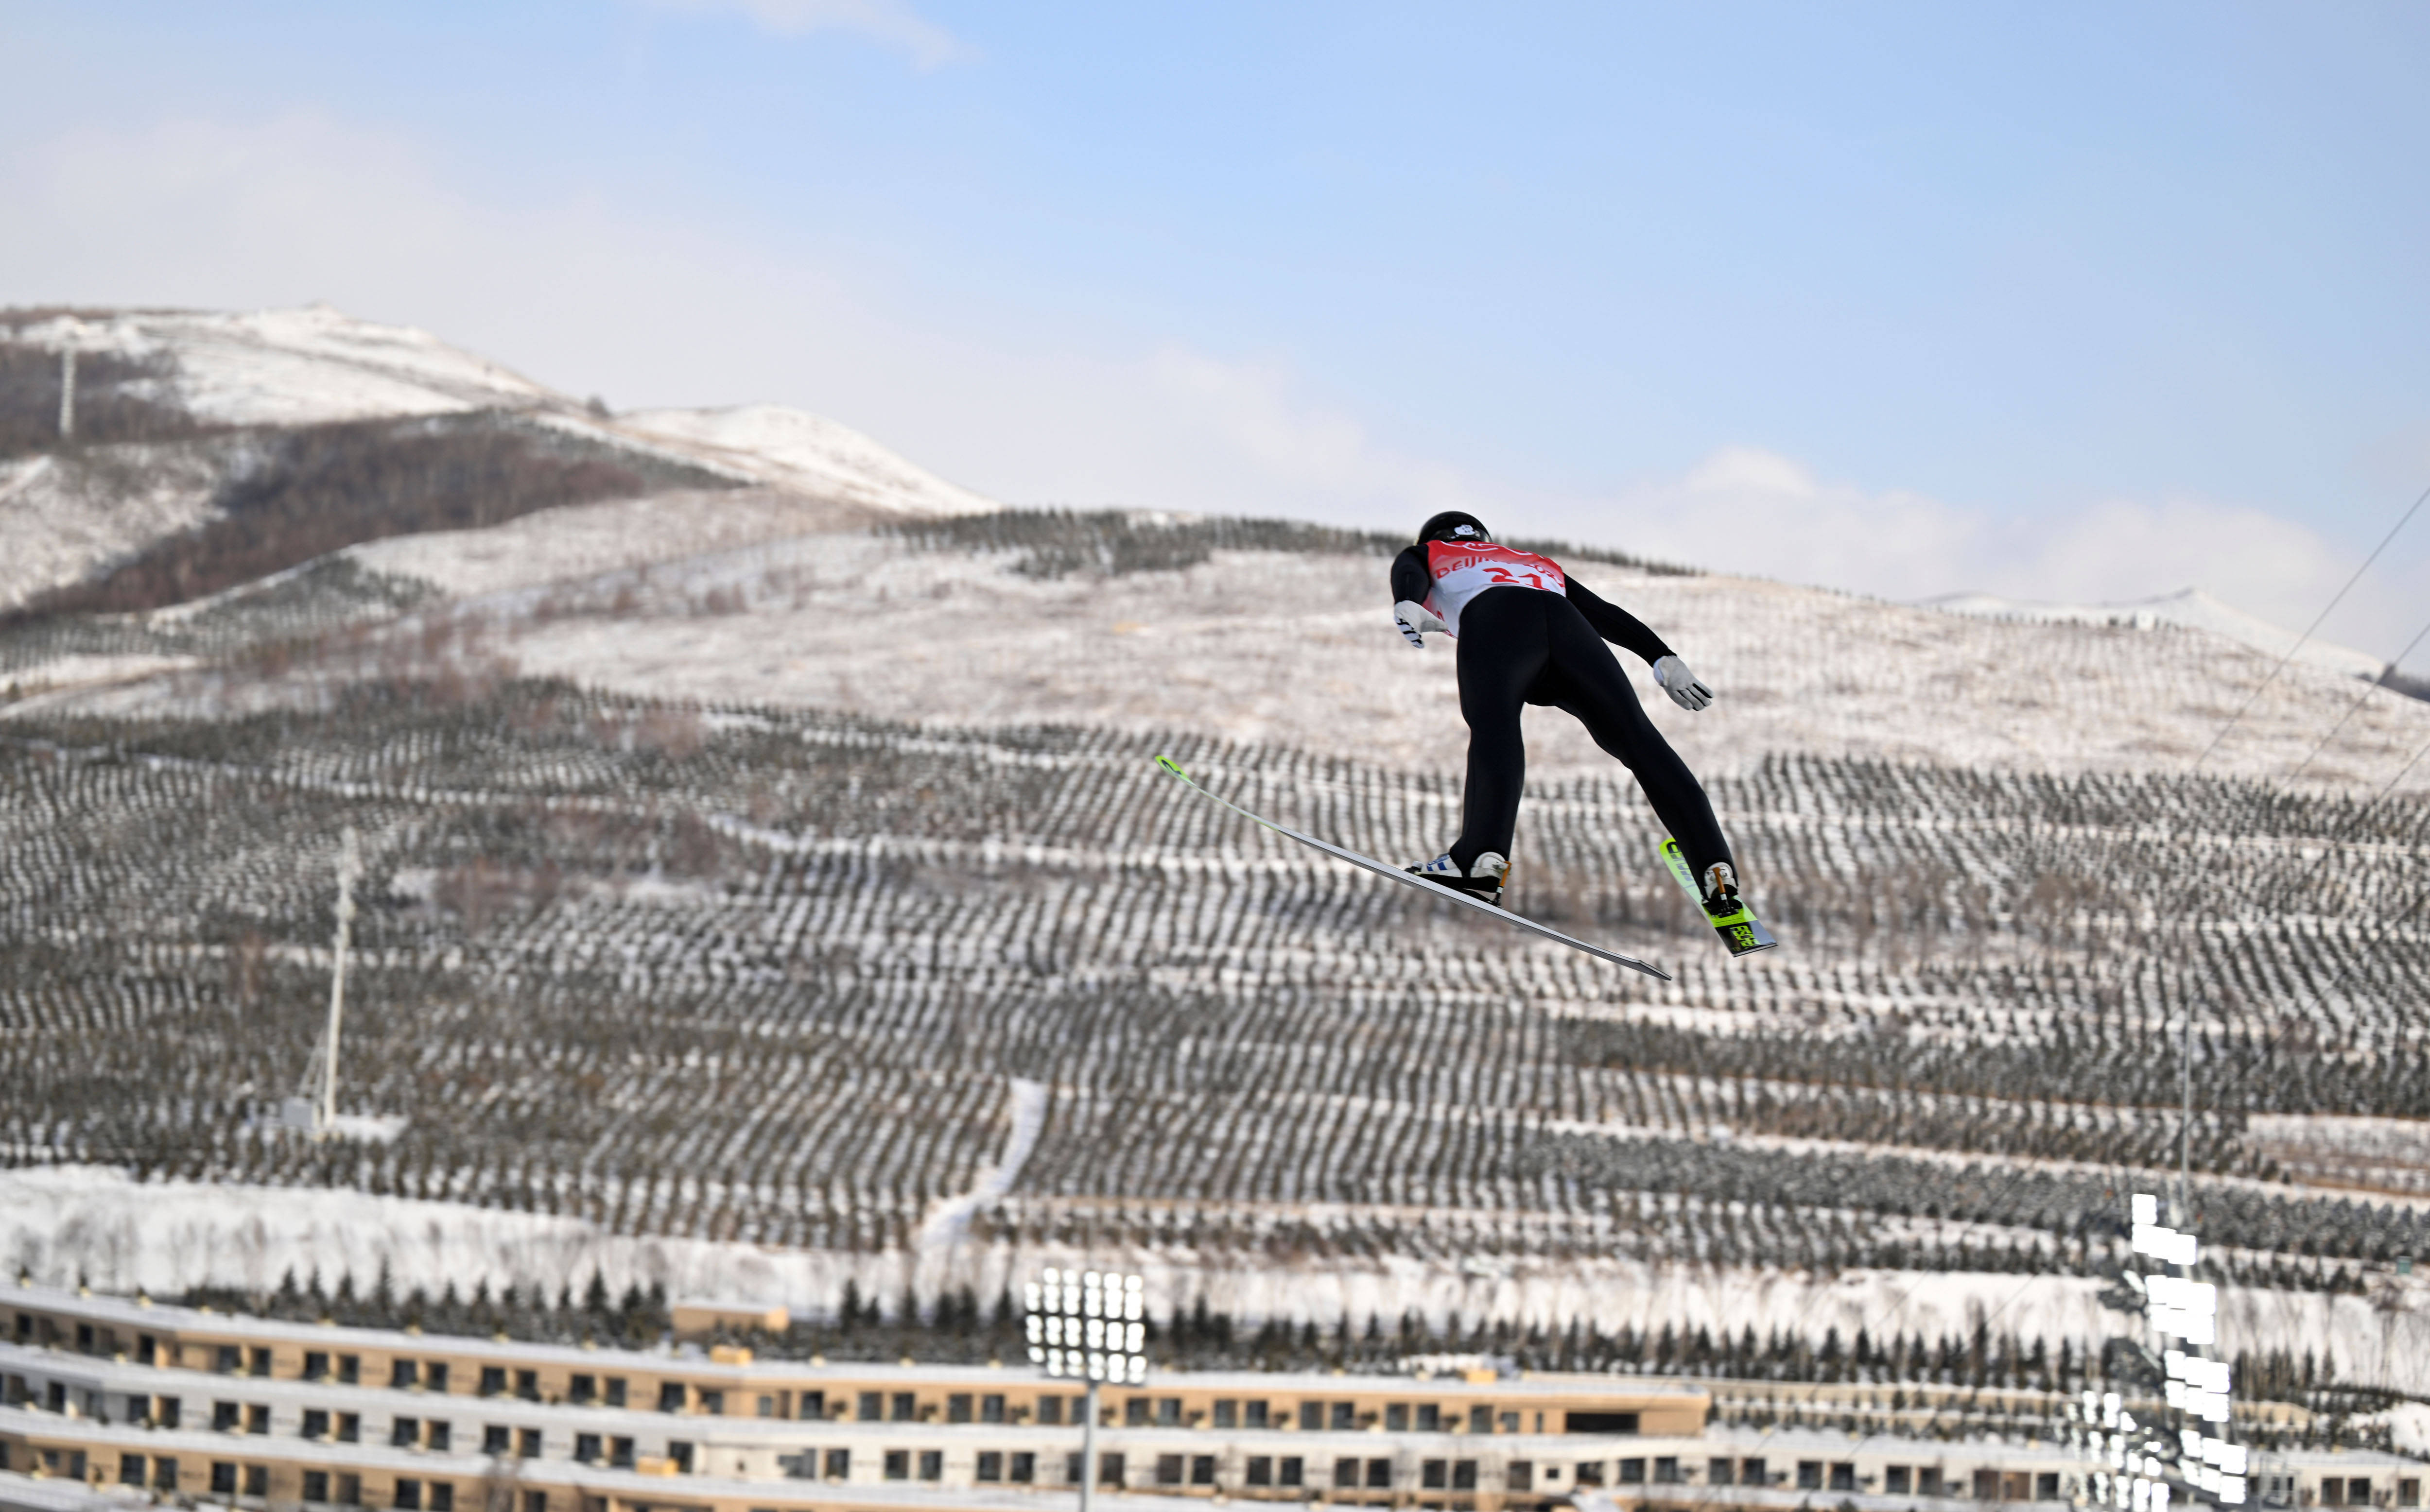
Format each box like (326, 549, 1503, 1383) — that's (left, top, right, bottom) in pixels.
(4, 0, 2426, 668)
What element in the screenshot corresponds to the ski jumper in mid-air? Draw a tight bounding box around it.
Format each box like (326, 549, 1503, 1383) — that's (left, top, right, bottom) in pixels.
(1390, 511, 1774, 955)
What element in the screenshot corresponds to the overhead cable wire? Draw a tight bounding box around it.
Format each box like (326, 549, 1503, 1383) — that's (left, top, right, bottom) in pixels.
(2284, 614, 2430, 784)
(2190, 481, 2430, 773)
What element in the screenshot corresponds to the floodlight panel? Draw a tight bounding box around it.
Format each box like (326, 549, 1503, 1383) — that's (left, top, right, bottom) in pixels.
(2132, 1194, 2159, 1225)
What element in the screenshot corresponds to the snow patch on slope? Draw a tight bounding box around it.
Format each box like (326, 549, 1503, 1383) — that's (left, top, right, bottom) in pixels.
(619, 405, 999, 516)
(1922, 587, 2390, 682)
(12, 305, 563, 426)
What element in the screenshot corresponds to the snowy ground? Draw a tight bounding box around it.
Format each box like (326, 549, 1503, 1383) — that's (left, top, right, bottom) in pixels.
(8, 1166, 2427, 1394)
(38, 517, 2417, 794)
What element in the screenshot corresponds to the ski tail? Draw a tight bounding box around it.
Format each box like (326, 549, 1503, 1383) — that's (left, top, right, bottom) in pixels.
(1659, 838, 1779, 958)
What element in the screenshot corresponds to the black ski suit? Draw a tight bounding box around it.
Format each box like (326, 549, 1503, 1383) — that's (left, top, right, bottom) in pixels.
(1390, 544, 1735, 883)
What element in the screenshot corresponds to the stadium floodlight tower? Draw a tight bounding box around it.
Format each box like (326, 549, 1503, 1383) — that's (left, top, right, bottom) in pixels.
(1026, 1269, 1146, 1512)
(2076, 1192, 2245, 1512)
(281, 828, 362, 1139)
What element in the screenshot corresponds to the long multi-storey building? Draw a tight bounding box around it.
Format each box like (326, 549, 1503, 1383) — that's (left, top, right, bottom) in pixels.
(2, 1286, 2419, 1512)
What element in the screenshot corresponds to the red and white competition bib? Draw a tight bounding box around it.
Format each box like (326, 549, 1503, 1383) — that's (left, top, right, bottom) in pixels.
(1423, 541, 1567, 636)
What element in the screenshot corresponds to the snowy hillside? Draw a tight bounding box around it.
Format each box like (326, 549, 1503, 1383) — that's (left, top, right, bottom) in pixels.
(1924, 587, 2392, 683)
(0, 306, 1002, 612)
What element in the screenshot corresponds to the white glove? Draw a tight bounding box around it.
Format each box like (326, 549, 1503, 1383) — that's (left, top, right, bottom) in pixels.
(1393, 600, 1447, 648)
(1653, 654, 1714, 711)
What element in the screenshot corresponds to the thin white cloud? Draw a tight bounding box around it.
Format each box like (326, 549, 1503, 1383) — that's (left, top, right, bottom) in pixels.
(641, 0, 964, 68)
(1, 108, 2421, 672)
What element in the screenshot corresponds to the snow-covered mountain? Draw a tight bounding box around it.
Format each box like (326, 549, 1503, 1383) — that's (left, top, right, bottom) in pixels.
(0, 305, 999, 611)
(1922, 586, 2391, 683)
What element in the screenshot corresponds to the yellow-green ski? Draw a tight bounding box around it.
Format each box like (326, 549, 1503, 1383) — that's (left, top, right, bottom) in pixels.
(1659, 838, 1779, 958)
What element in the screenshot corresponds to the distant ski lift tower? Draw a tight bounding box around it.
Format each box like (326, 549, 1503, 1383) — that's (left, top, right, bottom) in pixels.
(1026, 1269, 1147, 1512)
(57, 320, 78, 440)
(282, 828, 362, 1139)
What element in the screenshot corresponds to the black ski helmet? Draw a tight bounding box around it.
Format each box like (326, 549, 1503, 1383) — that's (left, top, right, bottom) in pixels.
(1418, 510, 1492, 545)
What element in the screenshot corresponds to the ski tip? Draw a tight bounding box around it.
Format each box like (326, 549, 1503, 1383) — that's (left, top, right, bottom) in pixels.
(1154, 754, 1189, 780)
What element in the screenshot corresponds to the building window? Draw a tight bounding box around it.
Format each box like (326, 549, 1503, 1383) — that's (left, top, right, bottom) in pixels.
(1658, 1458, 1683, 1485)
(667, 1443, 693, 1474)
(977, 1453, 1004, 1483)
(120, 1454, 146, 1486)
(1216, 1400, 1240, 1429)
(982, 1393, 1006, 1424)
(919, 1451, 942, 1482)
(304, 1409, 331, 1440)
(1619, 1459, 1647, 1485)
(1246, 1401, 1270, 1429)
(1798, 1461, 1824, 1490)
(1011, 1453, 1035, 1484)
(1566, 1411, 1639, 1434)
(485, 1426, 511, 1456)
(2040, 1474, 2064, 1501)
(396, 1478, 423, 1510)
(1193, 1457, 1216, 1487)
(1248, 1458, 1274, 1488)
(658, 1383, 687, 1413)
(1279, 1458, 1304, 1489)
(1159, 1398, 1182, 1426)
(2395, 1479, 2420, 1509)
(891, 1392, 916, 1423)
(1128, 1397, 1152, 1427)
(337, 1474, 361, 1505)
(1831, 1463, 1857, 1492)
(1920, 1469, 1948, 1497)
(392, 1418, 419, 1448)
(427, 1424, 451, 1453)
(304, 1353, 330, 1382)
(303, 1470, 329, 1502)
(799, 1391, 825, 1421)
(248, 1404, 271, 1435)
(338, 1356, 360, 1386)
(885, 1451, 909, 1481)
(1424, 1460, 1448, 1490)
(823, 1450, 850, 1480)
(517, 1429, 540, 1460)
(337, 1414, 360, 1444)
(1469, 1406, 1492, 1434)
(392, 1362, 419, 1391)
(1500, 1412, 1519, 1434)
(160, 1398, 184, 1429)
(1099, 1454, 1126, 1487)
(523, 1493, 546, 1512)
(569, 1375, 596, 1405)
(1974, 1470, 2001, 1501)
(1454, 1461, 1477, 1491)
(574, 1435, 600, 1464)
(603, 1378, 626, 1409)
(426, 1365, 449, 1392)
(1416, 1404, 1441, 1432)
(1066, 1454, 1086, 1485)
(1333, 1402, 1357, 1431)
(949, 1394, 973, 1424)
(1509, 1463, 1534, 1492)
(1302, 1402, 1325, 1431)
(858, 1392, 884, 1422)
(246, 1465, 270, 1496)
(429, 1484, 453, 1512)
(1335, 1459, 1360, 1490)
(1388, 1405, 1410, 1432)
(1577, 1462, 1606, 1487)
(480, 1369, 507, 1397)
(1038, 1396, 1064, 1426)
(217, 1346, 243, 1375)
(1158, 1456, 1185, 1487)
(1366, 1459, 1392, 1490)
(249, 1348, 272, 1377)
(154, 1459, 181, 1492)
(514, 1371, 538, 1402)
(1887, 1467, 1912, 1494)
(695, 1391, 723, 1416)
(216, 1400, 242, 1432)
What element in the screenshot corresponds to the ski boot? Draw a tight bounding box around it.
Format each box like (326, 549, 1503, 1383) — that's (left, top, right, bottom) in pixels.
(1407, 850, 1508, 907)
(1658, 840, 1779, 957)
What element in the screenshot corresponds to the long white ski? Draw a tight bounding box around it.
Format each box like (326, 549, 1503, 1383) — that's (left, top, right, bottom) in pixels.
(1154, 755, 1672, 981)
